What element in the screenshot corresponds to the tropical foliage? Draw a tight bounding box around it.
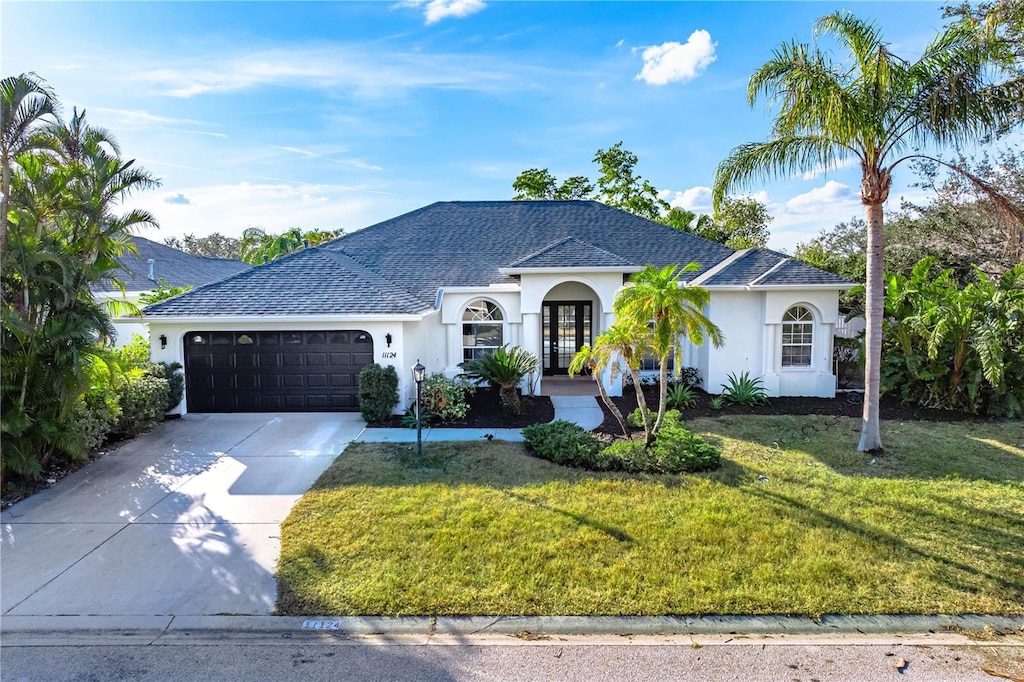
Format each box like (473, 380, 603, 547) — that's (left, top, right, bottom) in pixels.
(239, 226, 344, 264)
(719, 371, 770, 406)
(714, 10, 1023, 451)
(2, 74, 161, 483)
(858, 257, 1024, 416)
(459, 345, 539, 415)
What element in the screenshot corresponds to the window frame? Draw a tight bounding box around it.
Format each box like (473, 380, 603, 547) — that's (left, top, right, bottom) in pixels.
(780, 305, 815, 369)
(461, 299, 505, 362)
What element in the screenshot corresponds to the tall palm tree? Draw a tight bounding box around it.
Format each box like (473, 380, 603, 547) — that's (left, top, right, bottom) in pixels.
(568, 341, 629, 438)
(614, 263, 723, 435)
(713, 11, 1023, 451)
(1, 73, 57, 267)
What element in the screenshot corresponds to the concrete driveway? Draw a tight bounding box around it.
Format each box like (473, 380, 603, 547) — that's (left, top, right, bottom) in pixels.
(1, 413, 365, 618)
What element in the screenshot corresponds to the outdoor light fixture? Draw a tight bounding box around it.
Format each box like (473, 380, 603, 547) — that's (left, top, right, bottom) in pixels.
(412, 359, 426, 458)
(160, 334, 167, 349)
(385, 333, 393, 348)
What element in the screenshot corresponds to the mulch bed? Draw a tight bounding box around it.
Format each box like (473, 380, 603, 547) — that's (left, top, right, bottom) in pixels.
(594, 386, 983, 437)
(372, 387, 554, 429)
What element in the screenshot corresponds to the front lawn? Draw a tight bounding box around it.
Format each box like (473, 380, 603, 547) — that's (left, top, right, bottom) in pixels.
(277, 416, 1024, 616)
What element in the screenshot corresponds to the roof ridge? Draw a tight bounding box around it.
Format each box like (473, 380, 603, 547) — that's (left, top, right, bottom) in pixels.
(688, 248, 750, 286)
(315, 248, 427, 307)
(749, 253, 790, 286)
(505, 235, 575, 267)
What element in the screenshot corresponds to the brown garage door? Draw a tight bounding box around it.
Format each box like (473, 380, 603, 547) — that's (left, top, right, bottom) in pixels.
(184, 330, 373, 412)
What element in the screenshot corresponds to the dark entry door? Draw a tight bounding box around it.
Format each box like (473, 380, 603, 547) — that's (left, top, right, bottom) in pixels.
(542, 301, 592, 375)
(184, 330, 373, 412)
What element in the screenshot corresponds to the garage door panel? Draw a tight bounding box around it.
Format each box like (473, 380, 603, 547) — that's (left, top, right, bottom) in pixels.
(185, 330, 372, 413)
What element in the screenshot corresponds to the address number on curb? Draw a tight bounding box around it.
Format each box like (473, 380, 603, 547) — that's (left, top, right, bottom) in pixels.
(302, 620, 341, 630)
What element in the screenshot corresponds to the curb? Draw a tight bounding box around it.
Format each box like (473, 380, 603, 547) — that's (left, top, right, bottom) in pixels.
(4, 614, 1022, 644)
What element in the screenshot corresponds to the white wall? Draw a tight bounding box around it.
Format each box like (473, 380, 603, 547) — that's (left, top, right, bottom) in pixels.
(96, 291, 147, 348)
(402, 311, 447, 408)
(702, 288, 840, 398)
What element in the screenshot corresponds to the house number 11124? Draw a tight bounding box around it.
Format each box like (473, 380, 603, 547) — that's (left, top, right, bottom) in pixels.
(381, 351, 397, 359)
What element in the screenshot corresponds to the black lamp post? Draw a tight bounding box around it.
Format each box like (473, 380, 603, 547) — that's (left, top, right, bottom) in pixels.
(412, 359, 426, 459)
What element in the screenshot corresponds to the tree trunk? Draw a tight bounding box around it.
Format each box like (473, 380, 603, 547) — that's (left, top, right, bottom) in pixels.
(653, 357, 669, 433)
(594, 373, 628, 437)
(858, 201, 885, 452)
(627, 367, 653, 445)
(499, 385, 521, 415)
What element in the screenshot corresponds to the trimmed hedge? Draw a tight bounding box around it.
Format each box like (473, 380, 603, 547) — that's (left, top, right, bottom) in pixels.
(359, 364, 399, 424)
(522, 420, 610, 469)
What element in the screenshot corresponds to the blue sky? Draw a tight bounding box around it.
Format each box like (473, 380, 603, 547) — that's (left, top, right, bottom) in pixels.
(3, 1, 960, 252)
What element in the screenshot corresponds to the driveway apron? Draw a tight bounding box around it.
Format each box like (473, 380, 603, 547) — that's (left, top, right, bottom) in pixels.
(1, 413, 365, 618)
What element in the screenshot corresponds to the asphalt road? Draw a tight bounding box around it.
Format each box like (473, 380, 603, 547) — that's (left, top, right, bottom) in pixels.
(3, 636, 1023, 682)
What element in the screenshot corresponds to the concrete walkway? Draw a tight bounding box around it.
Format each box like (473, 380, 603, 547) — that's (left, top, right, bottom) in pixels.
(1, 413, 365, 618)
(550, 395, 605, 430)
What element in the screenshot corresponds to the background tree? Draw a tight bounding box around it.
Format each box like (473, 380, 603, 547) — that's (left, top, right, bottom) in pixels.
(238, 226, 344, 264)
(593, 142, 669, 220)
(669, 197, 772, 249)
(714, 10, 1023, 452)
(512, 167, 594, 201)
(164, 232, 241, 260)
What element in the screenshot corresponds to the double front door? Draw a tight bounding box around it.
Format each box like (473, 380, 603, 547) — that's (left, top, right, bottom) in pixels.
(542, 301, 593, 375)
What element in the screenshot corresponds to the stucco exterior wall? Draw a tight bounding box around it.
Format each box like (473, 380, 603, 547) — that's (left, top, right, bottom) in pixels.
(703, 288, 839, 398)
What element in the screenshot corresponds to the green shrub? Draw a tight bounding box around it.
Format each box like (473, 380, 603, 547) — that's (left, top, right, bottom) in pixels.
(419, 374, 475, 422)
(144, 362, 184, 411)
(359, 364, 399, 423)
(677, 366, 701, 388)
(116, 334, 152, 371)
(522, 420, 609, 469)
(605, 411, 721, 473)
(720, 371, 769, 406)
(69, 386, 122, 452)
(113, 371, 170, 438)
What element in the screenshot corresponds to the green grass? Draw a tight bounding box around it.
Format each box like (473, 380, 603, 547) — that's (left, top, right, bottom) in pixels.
(277, 416, 1024, 617)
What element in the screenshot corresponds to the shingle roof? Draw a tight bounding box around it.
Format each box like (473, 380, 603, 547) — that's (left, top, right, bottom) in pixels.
(144, 201, 850, 318)
(702, 249, 786, 286)
(94, 236, 249, 293)
(505, 236, 637, 269)
(755, 258, 852, 286)
(143, 248, 426, 316)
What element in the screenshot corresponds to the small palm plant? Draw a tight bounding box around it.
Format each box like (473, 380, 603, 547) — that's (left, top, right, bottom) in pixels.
(720, 371, 770, 406)
(459, 345, 538, 415)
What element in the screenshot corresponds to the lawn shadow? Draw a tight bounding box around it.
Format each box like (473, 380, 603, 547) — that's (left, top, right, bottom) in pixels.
(690, 414, 1024, 483)
(502, 490, 634, 543)
(746, 483, 1024, 601)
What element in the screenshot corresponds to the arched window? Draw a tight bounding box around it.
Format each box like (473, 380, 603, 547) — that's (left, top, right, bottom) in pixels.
(463, 299, 503, 361)
(781, 306, 814, 367)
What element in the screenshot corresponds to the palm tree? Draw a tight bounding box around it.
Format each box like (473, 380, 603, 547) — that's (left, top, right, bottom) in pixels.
(568, 342, 629, 438)
(614, 263, 723, 434)
(459, 345, 539, 415)
(713, 11, 1023, 451)
(1, 73, 57, 270)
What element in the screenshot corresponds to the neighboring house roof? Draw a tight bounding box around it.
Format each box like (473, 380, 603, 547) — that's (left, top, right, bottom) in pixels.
(144, 201, 850, 319)
(93, 236, 250, 293)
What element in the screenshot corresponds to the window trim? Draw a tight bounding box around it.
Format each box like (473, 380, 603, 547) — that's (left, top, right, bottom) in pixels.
(780, 305, 815, 370)
(461, 299, 505, 362)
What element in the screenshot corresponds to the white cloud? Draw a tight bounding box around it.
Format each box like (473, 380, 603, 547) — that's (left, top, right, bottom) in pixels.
(396, 0, 485, 24)
(660, 186, 713, 212)
(783, 180, 858, 214)
(424, 0, 485, 24)
(635, 30, 716, 86)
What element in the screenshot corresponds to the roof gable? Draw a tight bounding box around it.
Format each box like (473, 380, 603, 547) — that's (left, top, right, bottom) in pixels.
(505, 236, 636, 269)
